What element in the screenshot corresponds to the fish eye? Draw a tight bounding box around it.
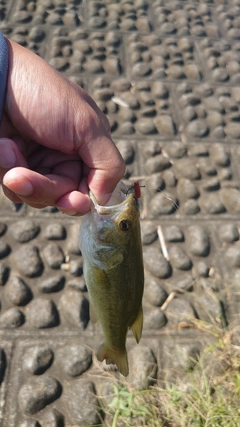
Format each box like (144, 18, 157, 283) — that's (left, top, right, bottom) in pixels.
(119, 220, 131, 231)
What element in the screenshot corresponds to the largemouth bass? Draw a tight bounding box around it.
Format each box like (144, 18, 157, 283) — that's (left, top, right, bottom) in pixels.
(79, 181, 144, 376)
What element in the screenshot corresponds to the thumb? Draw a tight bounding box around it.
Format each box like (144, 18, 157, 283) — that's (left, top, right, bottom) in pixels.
(87, 161, 125, 206)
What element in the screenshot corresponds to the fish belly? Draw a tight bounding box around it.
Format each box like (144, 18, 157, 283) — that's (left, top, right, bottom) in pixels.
(84, 260, 143, 376)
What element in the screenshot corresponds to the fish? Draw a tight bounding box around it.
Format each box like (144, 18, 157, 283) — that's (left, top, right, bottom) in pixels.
(79, 181, 144, 376)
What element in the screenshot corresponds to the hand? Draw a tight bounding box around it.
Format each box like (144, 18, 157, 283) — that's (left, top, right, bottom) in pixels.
(0, 39, 125, 215)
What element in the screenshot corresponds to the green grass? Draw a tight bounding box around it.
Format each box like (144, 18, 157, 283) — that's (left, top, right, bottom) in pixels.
(101, 320, 240, 427)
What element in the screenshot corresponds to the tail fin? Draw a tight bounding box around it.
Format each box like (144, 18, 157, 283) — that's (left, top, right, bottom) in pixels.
(97, 343, 129, 377)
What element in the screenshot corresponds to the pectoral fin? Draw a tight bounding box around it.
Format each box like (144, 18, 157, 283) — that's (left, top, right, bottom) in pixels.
(130, 305, 143, 343)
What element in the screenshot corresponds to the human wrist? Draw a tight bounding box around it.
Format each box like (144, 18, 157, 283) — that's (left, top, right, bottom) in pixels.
(0, 32, 8, 125)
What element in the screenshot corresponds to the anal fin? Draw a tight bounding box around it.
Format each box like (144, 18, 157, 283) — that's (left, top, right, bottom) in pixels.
(130, 305, 143, 343)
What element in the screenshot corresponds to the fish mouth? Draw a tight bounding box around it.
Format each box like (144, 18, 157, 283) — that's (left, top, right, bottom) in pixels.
(90, 182, 134, 215)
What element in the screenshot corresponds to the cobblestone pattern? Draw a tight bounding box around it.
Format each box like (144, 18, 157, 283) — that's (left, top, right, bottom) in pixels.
(1, 0, 240, 425)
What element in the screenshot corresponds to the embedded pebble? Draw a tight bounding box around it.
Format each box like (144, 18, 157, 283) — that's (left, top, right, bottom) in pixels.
(150, 192, 178, 215)
(68, 260, 83, 276)
(18, 421, 41, 427)
(209, 144, 229, 166)
(194, 261, 210, 278)
(13, 246, 43, 278)
(18, 376, 61, 415)
(164, 225, 184, 242)
(67, 277, 86, 292)
(141, 222, 157, 245)
(43, 223, 66, 240)
(112, 78, 131, 92)
(207, 111, 224, 129)
(86, 58, 104, 73)
(5, 276, 32, 306)
(199, 193, 226, 214)
(145, 154, 171, 174)
(132, 62, 151, 77)
(195, 293, 222, 322)
(186, 225, 210, 257)
(186, 119, 209, 137)
(118, 122, 135, 134)
(128, 345, 157, 390)
(189, 144, 209, 157)
(168, 246, 192, 270)
(218, 223, 239, 243)
(199, 277, 218, 292)
(63, 380, 100, 426)
(146, 173, 165, 193)
(167, 65, 185, 79)
(141, 106, 156, 118)
(154, 115, 175, 135)
(204, 96, 223, 113)
(174, 158, 200, 180)
(144, 308, 167, 329)
(144, 275, 168, 306)
(59, 289, 89, 328)
(0, 223, 7, 236)
(41, 408, 64, 427)
(12, 11, 32, 23)
(218, 168, 232, 181)
(0, 264, 9, 286)
(57, 345, 92, 377)
(225, 245, 240, 268)
(162, 169, 177, 187)
(225, 122, 240, 138)
(23, 346, 54, 375)
(210, 120, 225, 138)
(116, 140, 134, 164)
(220, 188, 240, 213)
(135, 118, 157, 134)
(152, 81, 169, 99)
(0, 242, 10, 259)
(165, 141, 187, 158)
(38, 275, 65, 293)
(118, 107, 135, 122)
(178, 178, 199, 200)
(195, 104, 206, 119)
(105, 57, 121, 74)
(166, 274, 193, 291)
(183, 106, 197, 122)
(165, 298, 196, 324)
(121, 18, 137, 31)
(9, 220, 39, 243)
(197, 159, 217, 177)
(185, 63, 201, 80)
(182, 199, 200, 215)
(0, 308, 24, 329)
(143, 246, 171, 278)
(27, 299, 59, 328)
(137, 17, 151, 32)
(42, 243, 65, 269)
(67, 223, 81, 255)
(47, 13, 63, 25)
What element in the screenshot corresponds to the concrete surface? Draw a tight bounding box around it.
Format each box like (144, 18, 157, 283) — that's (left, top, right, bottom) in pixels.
(1, 0, 240, 425)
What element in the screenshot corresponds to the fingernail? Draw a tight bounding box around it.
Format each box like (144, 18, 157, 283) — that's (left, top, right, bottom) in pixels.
(58, 208, 77, 216)
(0, 141, 16, 168)
(4, 177, 33, 196)
(96, 192, 112, 206)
